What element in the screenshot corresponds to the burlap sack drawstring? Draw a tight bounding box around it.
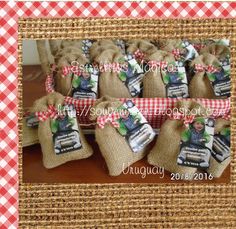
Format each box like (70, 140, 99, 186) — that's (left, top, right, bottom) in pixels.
(32, 92, 93, 169)
(189, 53, 222, 99)
(143, 50, 176, 98)
(147, 100, 208, 178)
(90, 96, 150, 176)
(207, 118, 230, 178)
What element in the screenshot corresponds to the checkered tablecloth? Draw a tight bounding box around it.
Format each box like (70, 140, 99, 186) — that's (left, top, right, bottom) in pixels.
(64, 96, 230, 129)
(0, 2, 235, 228)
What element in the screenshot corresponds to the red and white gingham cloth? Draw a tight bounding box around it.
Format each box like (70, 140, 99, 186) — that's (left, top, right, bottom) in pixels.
(1, 1, 236, 228)
(97, 112, 121, 129)
(134, 49, 146, 62)
(64, 96, 230, 130)
(148, 60, 168, 70)
(45, 74, 55, 93)
(35, 105, 60, 121)
(172, 48, 182, 60)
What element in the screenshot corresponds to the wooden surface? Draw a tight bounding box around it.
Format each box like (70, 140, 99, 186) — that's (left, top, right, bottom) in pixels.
(22, 65, 230, 183)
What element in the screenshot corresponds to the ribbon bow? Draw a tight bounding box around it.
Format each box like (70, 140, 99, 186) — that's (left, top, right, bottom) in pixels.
(35, 105, 61, 121)
(168, 112, 196, 127)
(62, 66, 82, 77)
(194, 64, 220, 73)
(134, 49, 145, 62)
(45, 74, 55, 93)
(148, 60, 168, 70)
(172, 48, 182, 60)
(97, 112, 121, 129)
(193, 44, 206, 52)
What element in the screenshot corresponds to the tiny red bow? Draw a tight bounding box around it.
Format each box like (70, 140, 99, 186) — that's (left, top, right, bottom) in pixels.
(97, 112, 121, 129)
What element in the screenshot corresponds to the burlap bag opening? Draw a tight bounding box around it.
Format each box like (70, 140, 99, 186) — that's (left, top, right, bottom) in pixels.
(189, 53, 222, 99)
(90, 40, 131, 98)
(200, 43, 230, 60)
(147, 100, 208, 177)
(142, 50, 175, 98)
(90, 40, 120, 62)
(207, 118, 231, 178)
(90, 96, 150, 176)
(126, 39, 158, 56)
(32, 92, 93, 169)
(158, 39, 183, 52)
(54, 48, 89, 96)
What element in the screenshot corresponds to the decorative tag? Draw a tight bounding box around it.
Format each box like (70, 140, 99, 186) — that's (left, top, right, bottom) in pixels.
(177, 117, 215, 169)
(82, 39, 94, 59)
(26, 113, 39, 127)
(72, 64, 99, 99)
(115, 39, 126, 55)
(118, 56, 145, 97)
(51, 105, 82, 155)
(116, 100, 155, 153)
(206, 64, 231, 97)
(212, 127, 230, 163)
(161, 62, 189, 98)
(176, 40, 199, 65)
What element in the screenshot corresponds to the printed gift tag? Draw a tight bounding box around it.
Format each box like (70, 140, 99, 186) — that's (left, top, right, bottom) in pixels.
(72, 64, 99, 99)
(26, 113, 39, 127)
(51, 105, 82, 155)
(206, 64, 231, 97)
(116, 100, 155, 153)
(177, 40, 199, 65)
(115, 39, 126, 55)
(161, 62, 189, 98)
(82, 39, 94, 59)
(177, 117, 215, 169)
(119, 55, 145, 97)
(212, 127, 230, 163)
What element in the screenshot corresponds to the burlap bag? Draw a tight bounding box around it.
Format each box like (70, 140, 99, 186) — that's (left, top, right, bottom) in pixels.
(159, 39, 183, 52)
(91, 40, 131, 98)
(200, 44, 230, 60)
(90, 40, 120, 62)
(54, 48, 89, 96)
(148, 100, 208, 178)
(143, 50, 176, 98)
(22, 116, 39, 147)
(189, 53, 222, 99)
(207, 118, 231, 178)
(90, 96, 150, 176)
(126, 39, 157, 56)
(32, 92, 93, 169)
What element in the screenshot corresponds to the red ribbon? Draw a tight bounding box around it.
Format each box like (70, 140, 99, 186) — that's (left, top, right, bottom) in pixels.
(35, 105, 62, 121)
(172, 48, 182, 60)
(97, 112, 121, 129)
(194, 64, 220, 73)
(62, 66, 82, 77)
(148, 60, 168, 70)
(45, 74, 55, 93)
(167, 112, 195, 127)
(134, 49, 145, 62)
